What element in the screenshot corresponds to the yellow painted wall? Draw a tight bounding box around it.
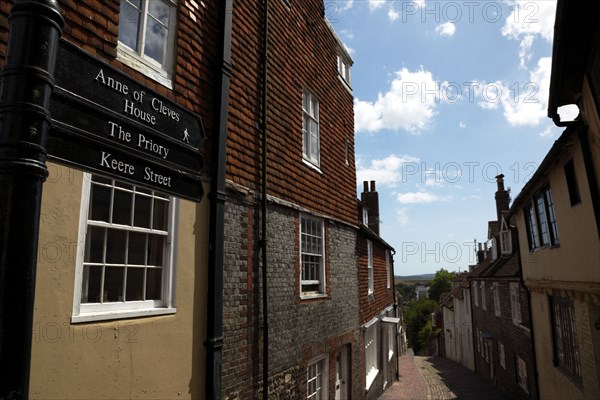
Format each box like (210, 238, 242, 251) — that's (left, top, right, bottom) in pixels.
(515, 138, 600, 283)
(530, 292, 600, 400)
(29, 163, 208, 399)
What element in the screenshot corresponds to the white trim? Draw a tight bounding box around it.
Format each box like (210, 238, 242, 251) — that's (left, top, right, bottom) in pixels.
(302, 158, 323, 174)
(72, 173, 177, 321)
(307, 354, 329, 400)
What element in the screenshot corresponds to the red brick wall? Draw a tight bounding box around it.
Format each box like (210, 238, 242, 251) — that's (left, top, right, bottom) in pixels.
(358, 234, 395, 325)
(0, 0, 218, 173)
(227, 0, 357, 225)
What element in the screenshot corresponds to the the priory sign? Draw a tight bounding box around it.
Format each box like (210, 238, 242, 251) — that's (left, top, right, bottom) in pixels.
(47, 40, 205, 201)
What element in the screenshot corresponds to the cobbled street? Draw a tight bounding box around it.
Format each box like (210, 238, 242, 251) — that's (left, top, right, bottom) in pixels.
(379, 350, 510, 400)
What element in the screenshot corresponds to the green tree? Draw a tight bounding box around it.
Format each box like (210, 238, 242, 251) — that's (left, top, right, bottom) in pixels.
(428, 268, 455, 303)
(403, 298, 437, 354)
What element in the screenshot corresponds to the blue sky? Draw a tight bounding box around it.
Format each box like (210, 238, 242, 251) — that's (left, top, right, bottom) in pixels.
(328, 0, 577, 276)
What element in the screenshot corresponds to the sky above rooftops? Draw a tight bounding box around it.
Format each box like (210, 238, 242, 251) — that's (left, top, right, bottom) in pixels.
(328, 0, 577, 275)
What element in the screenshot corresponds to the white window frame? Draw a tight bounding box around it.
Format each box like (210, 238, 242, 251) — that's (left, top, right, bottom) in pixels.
(367, 240, 374, 295)
(480, 282, 486, 311)
(492, 282, 501, 317)
(72, 173, 177, 323)
(510, 282, 522, 325)
(517, 356, 528, 393)
(385, 250, 391, 289)
(364, 319, 379, 390)
(117, 0, 178, 88)
(302, 90, 320, 168)
(300, 214, 326, 298)
(337, 54, 351, 87)
(387, 322, 395, 361)
(498, 342, 506, 369)
(307, 354, 329, 400)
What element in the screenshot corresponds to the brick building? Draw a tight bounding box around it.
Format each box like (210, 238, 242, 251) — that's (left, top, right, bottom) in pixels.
(220, 1, 369, 399)
(0, 0, 219, 397)
(470, 177, 538, 399)
(358, 181, 398, 400)
(0, 1, 398, 398)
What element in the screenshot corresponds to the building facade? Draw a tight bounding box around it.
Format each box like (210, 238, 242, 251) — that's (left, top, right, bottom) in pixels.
(470, 177, 538, 399)
(0, 0, 219, 397)
(507, 3, 600, 397)
(440, 273, 474, 371)
(358, 181, 398, 400)
(220, 1, 371, 399)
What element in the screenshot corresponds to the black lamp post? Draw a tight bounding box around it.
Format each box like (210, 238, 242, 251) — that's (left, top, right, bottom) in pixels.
(0, 0, 63, 397)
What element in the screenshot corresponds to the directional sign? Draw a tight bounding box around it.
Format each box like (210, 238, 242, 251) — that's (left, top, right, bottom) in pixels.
(47, 40, 205, 201)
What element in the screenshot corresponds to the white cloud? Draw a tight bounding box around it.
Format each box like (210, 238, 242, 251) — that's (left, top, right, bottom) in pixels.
(502, 1, 557, 68)
(396, 191, 451, 204)
(396, 208, 410, 226)
(388, 8, 400, 21)
(341, 0, 354, 10)
(340, 29, 354, 40)
(344, 44, 356, 56)
(356, 154, 420, 187)
(369, 0, 386, 11)
(354, 67, 440, 133)
(500, 56, 551, 126)
(539, 126, 554, 138)
(459, 121, 466, 128)
(473, 57, 552, 126)
(435, 22, 456, 37)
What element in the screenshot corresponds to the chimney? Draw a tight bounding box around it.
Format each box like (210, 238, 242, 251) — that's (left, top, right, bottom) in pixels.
(495, 174, 510, 223)
(361, 180, 380, 235)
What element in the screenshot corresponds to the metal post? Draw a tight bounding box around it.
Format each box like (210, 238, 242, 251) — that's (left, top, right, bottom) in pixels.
(0, 1, 64, 398)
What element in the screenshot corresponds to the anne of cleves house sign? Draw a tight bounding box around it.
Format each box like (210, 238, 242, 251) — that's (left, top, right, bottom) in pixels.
(48, 40, 205, 201)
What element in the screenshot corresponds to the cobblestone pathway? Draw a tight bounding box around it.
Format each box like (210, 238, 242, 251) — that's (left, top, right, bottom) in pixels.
(379, 351, 510, 400)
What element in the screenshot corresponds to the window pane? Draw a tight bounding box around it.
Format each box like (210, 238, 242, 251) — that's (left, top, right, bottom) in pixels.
(81, 265, 102, 303)
(146, 268, 162, 300)
(90, 184, 111, 222)
(128, 231, 146, 265)
(104, 267, 124, 302)
(85, 226, 104, 263)
(125, 267, 145, 301)
(106, 229, 127, 264)
(144, 16, 168, 66)
(92, 175, 111, 184)
(134, 194, 151, 228)
(113, 189, 132, 225)
(147, 234, 164, 266)
(118, 1, 140, 50)
(153, 199, 168, 230)
(148, 0, 170, 25)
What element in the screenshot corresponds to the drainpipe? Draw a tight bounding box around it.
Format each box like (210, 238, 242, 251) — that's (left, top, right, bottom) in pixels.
(260, 1, 270, 400)
(514, 228, 540, 400)
(391, 249, 400, 380)
(205, 0, 233, 398)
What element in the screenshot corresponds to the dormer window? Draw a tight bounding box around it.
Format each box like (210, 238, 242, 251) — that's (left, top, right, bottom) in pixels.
(337, 54, 351, 87)
(499, 217, 512, 255)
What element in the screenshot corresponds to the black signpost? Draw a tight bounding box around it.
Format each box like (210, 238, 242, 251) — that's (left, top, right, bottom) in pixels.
(0, 1, 206, 397)
(48, 40, 205, 201)
(0, 1, 64, 398)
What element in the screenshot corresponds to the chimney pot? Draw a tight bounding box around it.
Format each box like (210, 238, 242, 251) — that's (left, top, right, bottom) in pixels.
(370, 180, 376, 192)
(363, 181, 369, 193)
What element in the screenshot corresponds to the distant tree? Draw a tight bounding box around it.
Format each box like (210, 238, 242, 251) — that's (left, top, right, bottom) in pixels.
(428, 268, 455, 303)
(396, 282, 415, 302)
(417, 320, 440, 355)
(403, 298, 437, 354)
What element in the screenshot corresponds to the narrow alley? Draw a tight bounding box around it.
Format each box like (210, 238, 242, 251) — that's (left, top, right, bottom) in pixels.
(379, 349, 510, 400)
